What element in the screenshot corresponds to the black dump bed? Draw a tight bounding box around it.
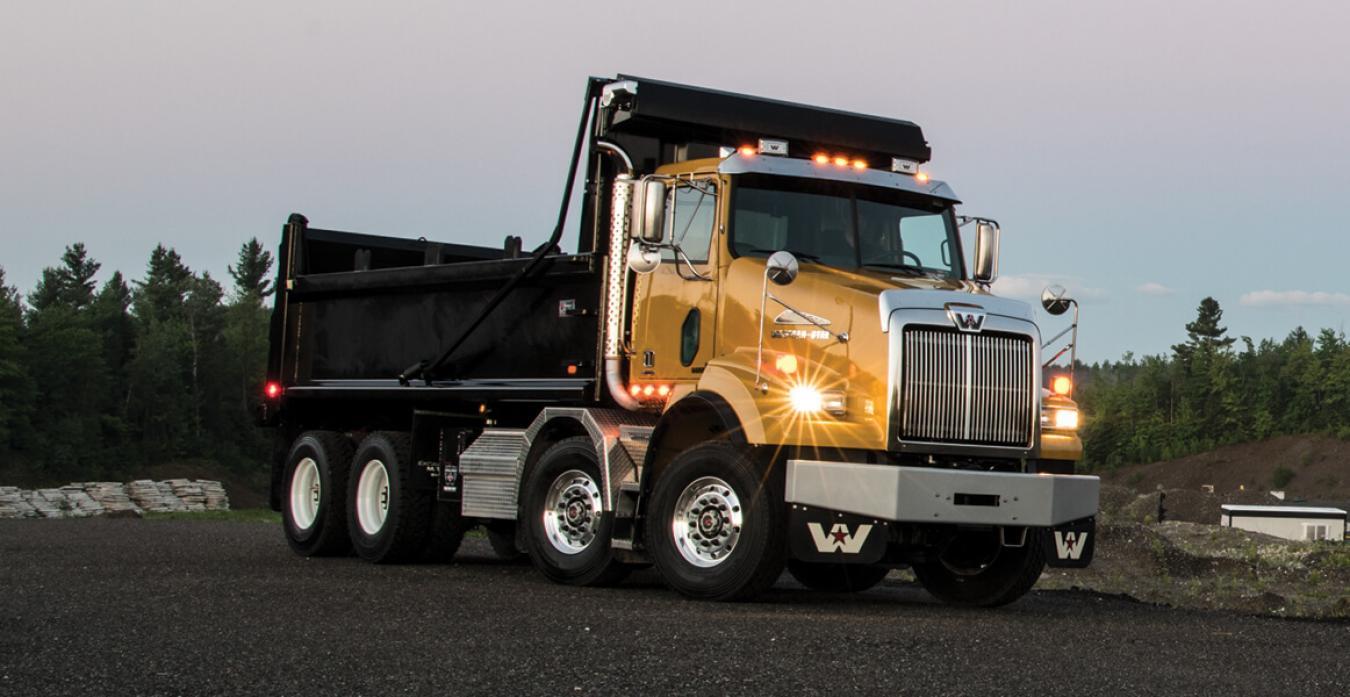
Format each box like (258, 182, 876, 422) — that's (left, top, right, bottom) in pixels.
(266, 216, 602, 409)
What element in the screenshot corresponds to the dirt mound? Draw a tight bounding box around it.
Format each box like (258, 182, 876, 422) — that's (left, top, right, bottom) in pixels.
(1100, 434, 1350, 508)
(1040, 520, 1350, 618)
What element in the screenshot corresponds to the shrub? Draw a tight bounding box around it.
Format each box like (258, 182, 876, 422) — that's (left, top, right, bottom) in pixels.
(1272, 465, 1296, 489)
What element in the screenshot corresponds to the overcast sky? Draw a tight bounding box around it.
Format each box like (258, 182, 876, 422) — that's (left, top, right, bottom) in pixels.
(3, 1, 1348, 361)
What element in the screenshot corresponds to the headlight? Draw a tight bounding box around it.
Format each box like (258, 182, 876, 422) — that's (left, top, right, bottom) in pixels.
(788, 386, 847, 416)
(1041, 407, 1079, 430)
(789, 385, 822, 412)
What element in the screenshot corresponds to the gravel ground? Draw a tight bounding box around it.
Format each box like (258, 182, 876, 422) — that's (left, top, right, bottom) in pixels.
(1, 519, 1347, 696)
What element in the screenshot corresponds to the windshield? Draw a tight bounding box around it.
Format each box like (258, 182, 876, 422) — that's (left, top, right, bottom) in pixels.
(729, 174, 962, 278)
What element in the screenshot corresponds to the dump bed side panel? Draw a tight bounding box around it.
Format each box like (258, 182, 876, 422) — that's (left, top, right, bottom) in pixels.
(288, 256, 600, 384)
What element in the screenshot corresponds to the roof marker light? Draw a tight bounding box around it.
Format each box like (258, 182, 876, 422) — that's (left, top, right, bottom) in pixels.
(738, 145, 756, 157)
(757, 138, 788, 156)
(891, 158, 919, 174)
(813, 153, 829, 165)
(915, 171, 930, 184)
(833, 156, 849, 167)
(852, 159, 867, 170)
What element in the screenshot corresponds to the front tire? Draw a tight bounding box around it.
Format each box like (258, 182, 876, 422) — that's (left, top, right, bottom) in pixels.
(346, 432, 432, 563)
(521, 437, 628, 585)
(647, 441, 785, 601)
(282, 431, 353, 557)
(787, 561, 890, 593)
(912, 530, 1045, 607)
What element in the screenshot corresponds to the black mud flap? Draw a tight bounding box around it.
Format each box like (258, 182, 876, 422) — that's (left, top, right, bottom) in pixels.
(1041, 516, 1096, 568)
(787, 505, 889, 564)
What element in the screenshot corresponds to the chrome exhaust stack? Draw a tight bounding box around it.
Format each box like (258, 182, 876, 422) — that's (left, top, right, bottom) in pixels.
(597, 141, 641, 411)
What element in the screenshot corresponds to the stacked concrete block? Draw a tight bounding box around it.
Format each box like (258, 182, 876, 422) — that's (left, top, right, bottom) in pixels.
(0, 480, 231, 519)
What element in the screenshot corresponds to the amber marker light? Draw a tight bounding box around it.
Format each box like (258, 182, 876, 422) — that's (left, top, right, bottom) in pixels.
(813, 153, 829, 165)
(1051, 376, 1073, 396)
(833, 155, 849, 167)
(738, 145, 756, 157)
(657, 385, 671, 397)
(629, 384, 642, 397)
(774, 354, 798, 375)
(915, 171, 930, 183)
(642, 384, 655, 397)
(852, 159, 867, 170)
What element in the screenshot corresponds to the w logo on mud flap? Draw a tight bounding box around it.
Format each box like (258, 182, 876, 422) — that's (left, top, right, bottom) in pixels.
(807, 522, 873, 554)
(1053, 531, 1089, 560)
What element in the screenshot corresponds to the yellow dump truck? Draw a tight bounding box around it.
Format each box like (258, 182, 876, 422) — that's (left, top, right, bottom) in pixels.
(259, 75, 1098, 605)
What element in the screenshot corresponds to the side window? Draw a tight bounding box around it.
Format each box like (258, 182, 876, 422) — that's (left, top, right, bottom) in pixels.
(663, 182, 717, 263)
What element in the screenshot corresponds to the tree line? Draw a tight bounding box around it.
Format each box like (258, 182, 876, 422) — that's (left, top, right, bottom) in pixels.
(2, 244, 1346, 480)
(0, 241, 273, 482)
(1077, 297, 1350, 469)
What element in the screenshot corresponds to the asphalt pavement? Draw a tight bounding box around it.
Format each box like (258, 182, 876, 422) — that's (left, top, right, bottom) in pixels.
(1, 518, 1347, 696)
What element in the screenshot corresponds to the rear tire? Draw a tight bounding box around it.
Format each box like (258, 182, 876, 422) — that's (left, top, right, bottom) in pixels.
(521, 437, 628, 586)
(787, 561, 890, 593)
(647, 441, 785, 601)
(421, 500, 469, 563)
(281, 431, 353, 557)
(913, 531, 1045, 607)
(346, 431, 432, 563)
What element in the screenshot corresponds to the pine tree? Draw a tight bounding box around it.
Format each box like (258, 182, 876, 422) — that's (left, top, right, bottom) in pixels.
(0, 268, 34, 450)
(1173, 296, 1235, 359)
(28, 243, 101, 312)
(134, 245, 193, 322)
(227, 238, 274, 305)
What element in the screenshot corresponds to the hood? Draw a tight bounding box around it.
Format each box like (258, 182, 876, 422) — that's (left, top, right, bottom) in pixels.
(877, 288, 1035, 333)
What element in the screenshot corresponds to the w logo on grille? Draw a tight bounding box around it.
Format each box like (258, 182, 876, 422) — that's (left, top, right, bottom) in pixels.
(947, 306, 987, 333)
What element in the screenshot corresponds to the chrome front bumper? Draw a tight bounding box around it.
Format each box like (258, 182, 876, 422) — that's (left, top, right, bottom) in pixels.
(785, 460, 1099, 527)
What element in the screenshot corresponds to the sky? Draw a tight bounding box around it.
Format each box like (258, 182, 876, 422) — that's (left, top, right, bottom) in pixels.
(2, 1, 1348, 362)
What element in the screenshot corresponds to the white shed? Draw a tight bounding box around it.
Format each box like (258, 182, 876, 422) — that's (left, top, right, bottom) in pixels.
(1219, 505, 1347, 542)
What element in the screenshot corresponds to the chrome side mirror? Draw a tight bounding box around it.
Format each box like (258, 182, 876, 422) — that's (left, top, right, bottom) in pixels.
(973, 221, 1000, 283)
(631, 179, 667, 244)
(1041, 284, 1073, 316)
(765, 250, 799, 286)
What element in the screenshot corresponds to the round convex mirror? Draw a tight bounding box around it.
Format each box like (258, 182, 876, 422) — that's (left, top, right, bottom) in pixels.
(765, 251, 799, 286)
(1041, 284, 1073, 315)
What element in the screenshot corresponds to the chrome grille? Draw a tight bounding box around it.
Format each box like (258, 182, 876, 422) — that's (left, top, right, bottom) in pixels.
(900, 327, 1035, 447)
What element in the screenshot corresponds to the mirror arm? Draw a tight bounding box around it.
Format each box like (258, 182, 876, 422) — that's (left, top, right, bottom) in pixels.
(670, 244, 714, 282)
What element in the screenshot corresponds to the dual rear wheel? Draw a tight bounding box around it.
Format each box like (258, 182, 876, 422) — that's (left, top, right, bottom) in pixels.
(282, 430, 464, 563)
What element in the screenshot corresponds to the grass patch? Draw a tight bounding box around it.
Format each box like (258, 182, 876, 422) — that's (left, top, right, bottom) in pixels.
(143, 509, 281, 523)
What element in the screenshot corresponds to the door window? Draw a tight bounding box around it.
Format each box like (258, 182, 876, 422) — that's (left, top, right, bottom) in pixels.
(663, 182, 717, 264)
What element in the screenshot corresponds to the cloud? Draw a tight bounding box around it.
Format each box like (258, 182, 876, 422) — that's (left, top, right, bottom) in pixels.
(1240, 290, 1350, 307)
(993, 274, 1106, 303)
(1136, 282, 1175, 296)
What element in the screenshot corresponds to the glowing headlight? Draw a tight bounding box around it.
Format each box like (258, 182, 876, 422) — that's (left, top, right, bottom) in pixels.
(789, 386, 847, 415)
(1041, 407, 1079, 430)
(789, 385, 823, 413)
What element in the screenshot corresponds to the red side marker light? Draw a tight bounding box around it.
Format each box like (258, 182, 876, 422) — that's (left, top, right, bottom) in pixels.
(264, 381, 283, 399)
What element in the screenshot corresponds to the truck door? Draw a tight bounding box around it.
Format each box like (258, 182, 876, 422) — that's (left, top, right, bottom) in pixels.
(629, 177, 720, 384)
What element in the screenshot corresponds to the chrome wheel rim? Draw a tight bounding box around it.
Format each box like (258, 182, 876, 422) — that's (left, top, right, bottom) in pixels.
(289, 457, 321, 531)
(542, 469, 602, 555)
(355, 459, 391, 536)
(671, 476, 742, 568)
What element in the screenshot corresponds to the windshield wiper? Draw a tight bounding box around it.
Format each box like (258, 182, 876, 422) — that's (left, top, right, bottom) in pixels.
(747, 248, 822, 262)
(861, 262, 928, 276)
